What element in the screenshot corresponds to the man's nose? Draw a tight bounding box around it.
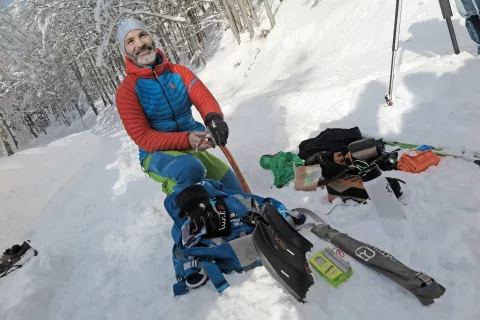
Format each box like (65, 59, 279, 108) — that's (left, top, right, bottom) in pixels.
(133, 38, 144, 50)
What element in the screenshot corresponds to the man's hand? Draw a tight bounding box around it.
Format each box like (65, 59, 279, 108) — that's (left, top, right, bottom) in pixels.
(205, 113, 229, 147)
(188, 132, 212, 151)
(175, 184, 230, 237)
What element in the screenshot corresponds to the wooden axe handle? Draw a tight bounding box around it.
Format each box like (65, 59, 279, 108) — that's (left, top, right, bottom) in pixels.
(219, 146, 252, 194)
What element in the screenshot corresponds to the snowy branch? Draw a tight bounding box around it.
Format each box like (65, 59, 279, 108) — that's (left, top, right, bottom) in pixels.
(121, 10, 187, 23)
(109, 2, 149, 9)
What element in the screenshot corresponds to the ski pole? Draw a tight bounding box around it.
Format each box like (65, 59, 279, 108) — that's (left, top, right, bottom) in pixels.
(438, 0, 460, 54)
(385, 0, 403, 106)
(220, 145, 252, 193)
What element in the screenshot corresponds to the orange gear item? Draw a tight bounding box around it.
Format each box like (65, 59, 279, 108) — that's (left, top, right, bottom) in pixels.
(397, 149, 441, 173)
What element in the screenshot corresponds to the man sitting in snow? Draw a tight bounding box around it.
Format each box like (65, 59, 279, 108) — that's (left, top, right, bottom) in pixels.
(115, 18, 243, 197)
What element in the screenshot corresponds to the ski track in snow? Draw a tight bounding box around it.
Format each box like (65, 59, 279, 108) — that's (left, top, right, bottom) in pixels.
(1, 0, 480, 319)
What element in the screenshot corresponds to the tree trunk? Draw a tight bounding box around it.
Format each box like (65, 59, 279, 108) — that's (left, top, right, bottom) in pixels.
(0, 114, 18, 149)
(237, 0, 254, 39)
(107, 55, 122, 86)
(102, 66, 117, 94)
(91, 61, 113, 105)
(71, 61, 98, 115)
(245, 0, 259, 27)
(0, 134, 8, 156)
(80, 40, 112, 105)
(25, 114, 39, 138)
(221, 0, 241, 44)
(264, 0, 276, 28)
(0, 114, 12, 155)
(226, 0, 244, 32)
(54, 95, 72, 127)
(82, 59, 108, 106)
(0, 133, 13, 156)
(158, 22, 181, 63)
(98, 63, 115, 99)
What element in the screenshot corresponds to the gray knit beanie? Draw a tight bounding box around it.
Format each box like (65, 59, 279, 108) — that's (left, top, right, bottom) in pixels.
(116, 18, 150, 56)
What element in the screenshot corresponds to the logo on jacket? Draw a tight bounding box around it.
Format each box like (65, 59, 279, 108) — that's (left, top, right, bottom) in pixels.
(170, 83, 176, 89)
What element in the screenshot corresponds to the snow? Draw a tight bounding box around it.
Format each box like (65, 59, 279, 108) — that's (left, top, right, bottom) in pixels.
(1, 0, 480, 319)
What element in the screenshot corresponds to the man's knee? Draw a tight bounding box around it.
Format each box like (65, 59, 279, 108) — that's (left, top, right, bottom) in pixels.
(175, 155, 206, 186)
(145, 151, 207, 193)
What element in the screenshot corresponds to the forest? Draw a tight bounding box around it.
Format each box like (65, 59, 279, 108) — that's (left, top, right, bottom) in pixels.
(0, 0, 277, 156)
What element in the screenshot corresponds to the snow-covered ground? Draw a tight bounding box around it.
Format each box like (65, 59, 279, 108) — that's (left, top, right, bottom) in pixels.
(1, 0, 480, 319)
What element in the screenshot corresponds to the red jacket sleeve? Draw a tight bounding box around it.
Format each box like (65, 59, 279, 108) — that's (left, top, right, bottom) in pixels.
(170, 64, 223, 120)
(115, 77, 191, 152)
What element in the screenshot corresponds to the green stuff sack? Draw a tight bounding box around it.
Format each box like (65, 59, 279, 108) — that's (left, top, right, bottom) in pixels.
(260, 152, 304, 188)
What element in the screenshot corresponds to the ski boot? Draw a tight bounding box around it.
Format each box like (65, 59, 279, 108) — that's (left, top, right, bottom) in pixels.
(0, 241, 38, 278)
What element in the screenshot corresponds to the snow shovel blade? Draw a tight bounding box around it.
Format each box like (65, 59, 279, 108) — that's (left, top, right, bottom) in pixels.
(252, 220, 314, 303)
(263, 203, 313, 253)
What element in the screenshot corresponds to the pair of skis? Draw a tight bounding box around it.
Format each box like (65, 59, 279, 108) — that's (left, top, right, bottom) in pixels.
(252, 206, 446, 305)
(381, 140, 480, 167)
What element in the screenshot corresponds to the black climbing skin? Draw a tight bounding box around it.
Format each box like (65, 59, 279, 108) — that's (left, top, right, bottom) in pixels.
(252, 204, 314, 302)
(263, 203, 313, 254)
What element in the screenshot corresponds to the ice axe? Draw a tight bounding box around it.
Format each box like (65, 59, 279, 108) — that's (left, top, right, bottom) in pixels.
(219, 145, 252, 193)
(200, 130, 252, 193)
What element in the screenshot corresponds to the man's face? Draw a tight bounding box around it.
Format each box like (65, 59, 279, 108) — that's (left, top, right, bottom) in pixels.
(124, 29, 156, 67)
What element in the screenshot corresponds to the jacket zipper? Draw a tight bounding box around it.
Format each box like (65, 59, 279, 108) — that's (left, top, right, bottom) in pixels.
(153, 70, 179, 132)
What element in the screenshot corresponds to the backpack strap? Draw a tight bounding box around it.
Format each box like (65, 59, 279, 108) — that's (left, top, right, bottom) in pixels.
(200, 261, 229, 293)
(173, 281, 188, 296)
(172, 259, 206, 296)
(172, 260, 229, 296)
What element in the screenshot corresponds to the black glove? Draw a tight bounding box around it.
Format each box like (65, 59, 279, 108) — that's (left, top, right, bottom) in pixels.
(205, 112, 229, 147)
(175, 184, 230, 237)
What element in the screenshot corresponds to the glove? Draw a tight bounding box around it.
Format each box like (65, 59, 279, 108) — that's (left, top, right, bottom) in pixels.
(175, 184, 230, 237)
(205, 112, 228, 146)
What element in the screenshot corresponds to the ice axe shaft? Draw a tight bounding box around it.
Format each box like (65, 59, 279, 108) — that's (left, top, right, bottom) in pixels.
(220, 146, 252, 193)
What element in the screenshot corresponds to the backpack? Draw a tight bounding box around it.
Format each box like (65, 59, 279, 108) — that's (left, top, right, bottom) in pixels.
(163, 180, 303, 296)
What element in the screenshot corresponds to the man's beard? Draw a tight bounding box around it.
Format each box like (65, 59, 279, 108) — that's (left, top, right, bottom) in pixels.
(128, 42, 157, 67)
